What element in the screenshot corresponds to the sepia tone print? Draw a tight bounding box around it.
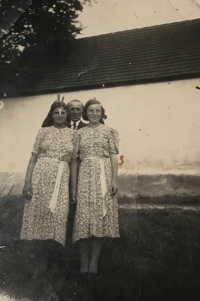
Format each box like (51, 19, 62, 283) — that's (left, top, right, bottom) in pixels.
(1, 1, 200, 301)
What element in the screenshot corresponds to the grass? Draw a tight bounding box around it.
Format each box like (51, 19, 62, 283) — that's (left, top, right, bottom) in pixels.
(0, 195, 200, 300)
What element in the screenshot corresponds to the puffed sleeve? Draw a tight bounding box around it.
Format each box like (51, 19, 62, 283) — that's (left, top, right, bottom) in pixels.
(72, 130, 80, 158)
(32, 128, 44, 155)
(108, 128, 119, 154)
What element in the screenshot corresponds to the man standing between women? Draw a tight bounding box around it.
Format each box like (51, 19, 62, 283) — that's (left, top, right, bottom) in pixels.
(66, 99, 87, 242)
(66, 99, 87, 130)
(21, 96, 119, 275)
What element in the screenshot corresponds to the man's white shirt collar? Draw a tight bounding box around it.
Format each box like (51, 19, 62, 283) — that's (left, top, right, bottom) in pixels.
(70, 119, 82, 128)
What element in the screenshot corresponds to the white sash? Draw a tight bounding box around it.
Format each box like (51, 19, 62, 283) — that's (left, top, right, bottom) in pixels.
(84, 157, 108, 217)
(49, 161, 64, 213)
(39, 158, 65, 214)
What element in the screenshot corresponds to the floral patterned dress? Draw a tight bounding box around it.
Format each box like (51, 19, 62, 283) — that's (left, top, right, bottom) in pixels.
(72, 124, 120, 242)
(20, 126, 74, 247)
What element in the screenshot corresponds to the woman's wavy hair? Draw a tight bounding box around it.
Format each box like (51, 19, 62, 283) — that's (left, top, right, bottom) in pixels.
(82, 99, 107, 124)
(41, 101, 69, 127)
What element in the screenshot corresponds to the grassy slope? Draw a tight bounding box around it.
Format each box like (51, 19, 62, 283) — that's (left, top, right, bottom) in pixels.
(1, 195, 200, 300)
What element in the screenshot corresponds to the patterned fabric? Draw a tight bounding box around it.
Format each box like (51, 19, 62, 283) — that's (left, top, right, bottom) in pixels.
(72, 124, 120, 242)
(20, 126, 75, 246)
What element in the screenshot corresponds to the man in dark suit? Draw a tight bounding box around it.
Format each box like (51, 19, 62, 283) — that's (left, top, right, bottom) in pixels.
(66, 99, 87, 130)
(66, 99, 87, 248)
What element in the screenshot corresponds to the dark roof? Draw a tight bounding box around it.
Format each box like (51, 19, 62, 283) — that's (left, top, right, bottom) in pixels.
(1, 18, 200, 98)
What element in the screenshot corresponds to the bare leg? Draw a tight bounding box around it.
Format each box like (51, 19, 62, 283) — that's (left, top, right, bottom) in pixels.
(80, 239, 90, 273)
(89, 237, 103, 274)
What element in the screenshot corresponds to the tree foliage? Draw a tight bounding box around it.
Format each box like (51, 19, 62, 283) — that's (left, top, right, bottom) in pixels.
(0, 0, 89, 63)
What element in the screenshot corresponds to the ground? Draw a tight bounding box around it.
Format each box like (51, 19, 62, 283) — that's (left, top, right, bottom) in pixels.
(1, 195, 200, 301)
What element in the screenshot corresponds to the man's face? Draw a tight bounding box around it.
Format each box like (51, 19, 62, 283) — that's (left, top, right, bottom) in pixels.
(68, 101, 83, 122)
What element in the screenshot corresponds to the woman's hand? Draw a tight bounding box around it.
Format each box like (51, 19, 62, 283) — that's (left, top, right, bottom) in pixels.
(111, 179, 118, 197)
(22, 182, 33, 200)
(70, 189, 77, 204)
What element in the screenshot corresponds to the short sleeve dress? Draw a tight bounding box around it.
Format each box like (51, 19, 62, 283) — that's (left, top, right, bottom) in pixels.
(72, 124, 120, 242)
(20, 126, 75, 247)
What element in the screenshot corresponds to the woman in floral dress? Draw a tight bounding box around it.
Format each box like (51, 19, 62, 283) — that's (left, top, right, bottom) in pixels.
(71, 99, 119, 274)
(21, 98, 75, 247)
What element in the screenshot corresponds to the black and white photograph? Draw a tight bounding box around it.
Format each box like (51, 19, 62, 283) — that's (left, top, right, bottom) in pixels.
(0, 1, 200, 300)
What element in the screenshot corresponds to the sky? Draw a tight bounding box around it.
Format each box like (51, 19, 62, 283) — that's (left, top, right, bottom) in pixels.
(78, 0, 200, 38)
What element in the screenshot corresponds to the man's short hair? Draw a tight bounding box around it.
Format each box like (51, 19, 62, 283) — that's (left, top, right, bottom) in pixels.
(68, 99, 83, 107)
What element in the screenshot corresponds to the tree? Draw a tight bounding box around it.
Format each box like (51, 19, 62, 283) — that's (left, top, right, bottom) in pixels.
(0, 0, 89, 64)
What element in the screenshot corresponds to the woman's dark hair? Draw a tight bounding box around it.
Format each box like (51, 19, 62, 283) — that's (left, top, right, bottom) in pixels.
(42, 101, 69, 127)
(82, 99, 107, 124)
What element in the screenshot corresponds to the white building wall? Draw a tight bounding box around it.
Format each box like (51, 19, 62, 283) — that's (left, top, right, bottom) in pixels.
(1, 78, 200, 197)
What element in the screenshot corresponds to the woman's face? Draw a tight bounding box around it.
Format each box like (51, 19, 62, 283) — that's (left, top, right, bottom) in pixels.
(52, 106, 67, 126)
(87, 104, 102, 124)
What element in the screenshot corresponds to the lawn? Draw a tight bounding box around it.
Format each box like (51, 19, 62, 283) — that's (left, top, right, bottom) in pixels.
(0, 195, 200, 301)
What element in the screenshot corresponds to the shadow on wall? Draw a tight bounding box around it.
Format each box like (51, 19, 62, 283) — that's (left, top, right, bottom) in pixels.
(118, 173, 200, 197)
(118, 173, 200, 205)
(0, 173, 26, 196)
(1, 172, 200, 205)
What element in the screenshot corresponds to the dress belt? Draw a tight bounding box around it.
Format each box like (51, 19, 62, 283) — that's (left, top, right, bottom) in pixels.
(39, 157, 67, 214)
(82, 157, 109, 217)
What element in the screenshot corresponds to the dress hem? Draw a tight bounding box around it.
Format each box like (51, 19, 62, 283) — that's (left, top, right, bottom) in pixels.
(73, 233, 120, 243)
(20, 236, 65, 247)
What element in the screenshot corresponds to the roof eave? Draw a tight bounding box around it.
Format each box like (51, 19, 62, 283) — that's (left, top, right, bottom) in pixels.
(2, 71, 200, 100)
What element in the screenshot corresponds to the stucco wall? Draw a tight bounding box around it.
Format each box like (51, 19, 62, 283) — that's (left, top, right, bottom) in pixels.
(1, 78, 200, 198)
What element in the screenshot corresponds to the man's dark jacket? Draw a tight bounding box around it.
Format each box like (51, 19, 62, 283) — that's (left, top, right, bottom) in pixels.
(66, 119, 87, 241)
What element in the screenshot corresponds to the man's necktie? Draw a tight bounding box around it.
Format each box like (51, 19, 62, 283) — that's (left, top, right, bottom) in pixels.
(73, 121, 77, 130)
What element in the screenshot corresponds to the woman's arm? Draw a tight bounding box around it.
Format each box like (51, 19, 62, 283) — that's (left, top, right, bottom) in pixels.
(110, 153, 118, 196)
(70, 158, 79, 203)
(22, 153, 38, 200)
